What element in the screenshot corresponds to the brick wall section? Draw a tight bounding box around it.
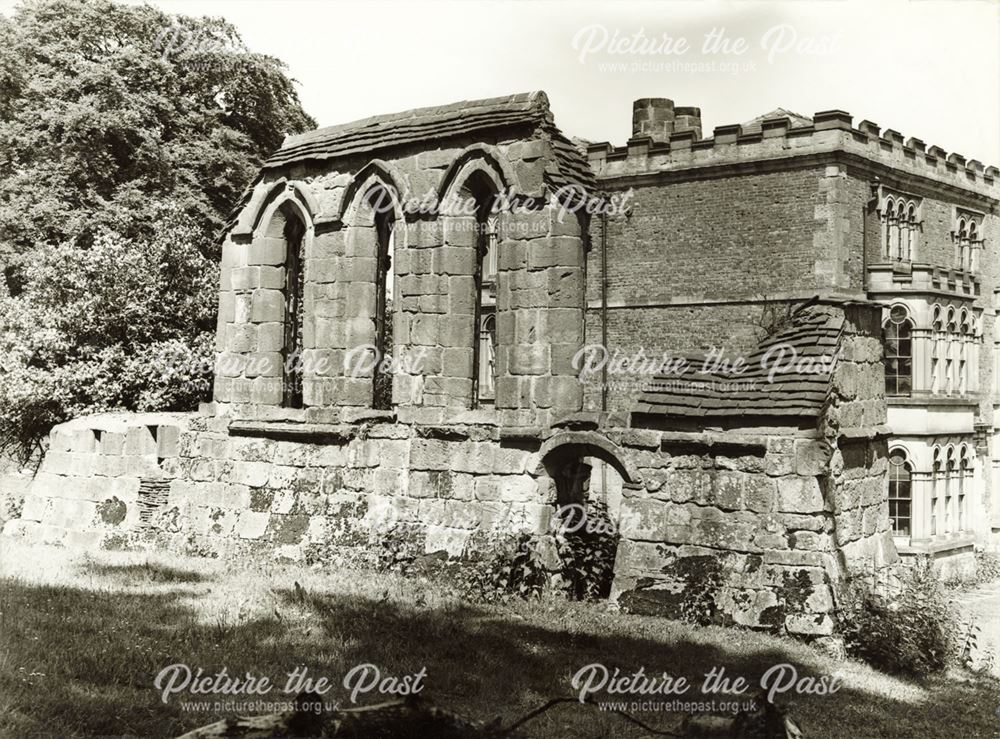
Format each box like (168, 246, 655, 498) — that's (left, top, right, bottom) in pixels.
(583, 165, 868, 413)
(589, 169, 833, 308)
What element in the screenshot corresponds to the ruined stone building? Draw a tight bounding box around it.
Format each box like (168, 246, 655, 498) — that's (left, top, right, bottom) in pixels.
(5, 91, 998, 633)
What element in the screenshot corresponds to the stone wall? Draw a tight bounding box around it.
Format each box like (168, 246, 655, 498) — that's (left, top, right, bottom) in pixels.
(609, 301, 896, 637)
(215, 94, 591, 429)
(612, 430, 847, 636)
(6, 410, 893, 638)
(6, 413, 552, 560)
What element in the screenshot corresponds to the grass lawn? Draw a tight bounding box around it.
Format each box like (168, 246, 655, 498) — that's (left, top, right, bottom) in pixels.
(1, 538, 998, 738)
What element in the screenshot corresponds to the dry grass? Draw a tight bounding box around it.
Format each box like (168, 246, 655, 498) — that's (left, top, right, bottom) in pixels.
(1, 538, 998, 738)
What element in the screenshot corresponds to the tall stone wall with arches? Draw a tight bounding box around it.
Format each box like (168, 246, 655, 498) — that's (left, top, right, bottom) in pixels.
(214, 92, 593, 431)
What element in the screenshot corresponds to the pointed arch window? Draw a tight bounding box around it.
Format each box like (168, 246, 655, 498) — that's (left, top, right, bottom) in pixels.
(479, 313, 497, 403)
(483, 214, 499, 285)
(896, 200, 908, 261)
(471, 184, 499, 409)
(277, 205, 306, 409)
(954, 210, 985, 273)
(373, 197, 396, 410)
(959, 309, 972, 395)
(958, 217, 970, 271)
(905, 202, 917, 261)
(946, 308, 958, 394)
(883, 305, 913, 397)
(884, 197, 897, 259)
(888, 449, 912, 537)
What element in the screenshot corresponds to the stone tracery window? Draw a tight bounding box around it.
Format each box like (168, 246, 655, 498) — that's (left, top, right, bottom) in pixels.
(479, 313, 497, 404)
(884, 302, 978, 398)
(927, 443, 976, 537)
(932, 447, 944, 535)
(946, 307, 957, 394)
(958, 309, 969, 395)
(931, 305, 943, 394)
(946, 446, 957, 533)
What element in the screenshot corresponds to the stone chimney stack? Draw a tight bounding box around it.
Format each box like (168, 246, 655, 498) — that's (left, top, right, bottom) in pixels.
(632, 99, 702, 143)
(673, 106, 702, 140)
(632, 98, 675, 143)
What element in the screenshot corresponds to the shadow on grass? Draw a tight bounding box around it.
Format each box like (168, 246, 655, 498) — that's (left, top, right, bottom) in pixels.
(77, 559, 209, 585)
(1, 575, 998, 739)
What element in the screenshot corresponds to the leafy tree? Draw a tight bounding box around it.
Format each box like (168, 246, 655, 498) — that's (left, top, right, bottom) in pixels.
(0, 205, 218, 459)
(0, 0, 315, 461)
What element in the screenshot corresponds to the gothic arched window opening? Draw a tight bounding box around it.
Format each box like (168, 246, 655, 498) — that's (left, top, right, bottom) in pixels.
(277, 205, 306, 409)
(373, 194, 396, 411)
(471, 184, 500, 409)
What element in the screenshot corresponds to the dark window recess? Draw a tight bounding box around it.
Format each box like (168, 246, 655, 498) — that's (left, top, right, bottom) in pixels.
(373, 206, 395, 411)
(283, 212, 306, 409)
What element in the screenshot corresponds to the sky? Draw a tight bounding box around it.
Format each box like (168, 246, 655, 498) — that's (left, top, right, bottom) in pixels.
(2, 0, 999, 163)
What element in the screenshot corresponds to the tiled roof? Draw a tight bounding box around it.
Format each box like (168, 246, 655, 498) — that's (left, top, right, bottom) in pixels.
(220, 92, 597, 242)
(266, 92, 544, 168)
(632, 299, 843, 422)
(260, 91, 596, 192)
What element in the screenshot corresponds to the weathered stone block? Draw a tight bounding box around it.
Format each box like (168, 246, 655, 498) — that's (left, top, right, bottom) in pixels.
(249, 236, 286, 266)
(777, 476, 825, 514)
(247, 378, 281, 406)
(510, 344, 548, 375)
(795, 440, 832, 476)
(153, 425, 180, 459)
(251, 290, 284, 323)
(785, 613, 834, 636)
(236, 510, 271, 539)
(231, 461, 272, 488)
(124, 427, 157, 456)
(619, 498, 692, 541)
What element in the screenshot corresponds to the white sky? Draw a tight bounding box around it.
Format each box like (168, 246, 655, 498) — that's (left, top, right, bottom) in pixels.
(3, 0, 1000, 164)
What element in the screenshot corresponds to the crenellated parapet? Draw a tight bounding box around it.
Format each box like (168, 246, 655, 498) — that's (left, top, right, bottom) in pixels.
(589, 108, 999, 201)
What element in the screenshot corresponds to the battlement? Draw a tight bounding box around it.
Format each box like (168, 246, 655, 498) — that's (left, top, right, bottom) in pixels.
(589, 105, 999, 199)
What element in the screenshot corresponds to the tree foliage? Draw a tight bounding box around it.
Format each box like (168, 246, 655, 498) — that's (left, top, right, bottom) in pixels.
(0, 0, 315, 461)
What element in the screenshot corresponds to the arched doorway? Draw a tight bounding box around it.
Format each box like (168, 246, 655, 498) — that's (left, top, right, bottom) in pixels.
(538, 434, 634, 599)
